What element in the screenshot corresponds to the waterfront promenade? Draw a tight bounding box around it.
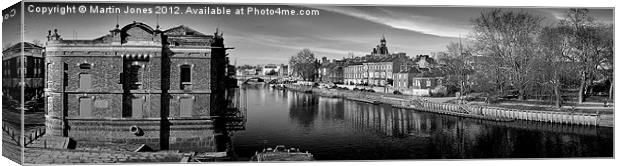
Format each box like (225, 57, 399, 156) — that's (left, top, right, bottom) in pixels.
(280, 84, 614, 127)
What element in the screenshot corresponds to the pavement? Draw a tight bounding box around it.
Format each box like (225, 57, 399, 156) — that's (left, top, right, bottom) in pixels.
(2, 132, 22, 164)
(3, 132, 184, 164)
(23, 147, 183, 164)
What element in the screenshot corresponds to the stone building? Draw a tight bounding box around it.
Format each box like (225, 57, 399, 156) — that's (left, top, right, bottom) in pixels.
(2, 42, 45, 100)
(44, 21, 233, 151)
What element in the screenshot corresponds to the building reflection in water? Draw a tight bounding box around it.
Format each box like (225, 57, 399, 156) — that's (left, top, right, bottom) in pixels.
(233, 86, 612, 160)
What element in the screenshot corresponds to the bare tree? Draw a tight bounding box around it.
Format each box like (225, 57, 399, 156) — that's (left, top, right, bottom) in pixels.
(289, 49, 318, 81)
(539, 26, 572, 107)
(436, 42, 474, 95)
(472, 9, 544, 100)
(560, 9, 613, 103)
(31, 39, 43, 46)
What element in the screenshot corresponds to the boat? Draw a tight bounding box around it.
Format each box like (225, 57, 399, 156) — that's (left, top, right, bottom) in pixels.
(250, 145, 314, 161)
(181, 152, 229, 162)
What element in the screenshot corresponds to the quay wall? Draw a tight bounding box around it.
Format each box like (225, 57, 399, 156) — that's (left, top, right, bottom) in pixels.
(282, 84, 602, 127)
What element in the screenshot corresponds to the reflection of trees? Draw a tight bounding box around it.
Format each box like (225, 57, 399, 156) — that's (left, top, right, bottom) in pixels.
(288, 93, 318, 128)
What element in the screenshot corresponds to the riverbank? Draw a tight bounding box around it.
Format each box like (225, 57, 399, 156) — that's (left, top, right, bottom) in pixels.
(280, 84, 613, 127)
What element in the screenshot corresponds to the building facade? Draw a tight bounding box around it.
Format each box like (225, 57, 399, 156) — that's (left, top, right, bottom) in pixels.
(344, 64, 365, 85)
(2, 42, 45, 100)
(393, 55, 446, 96)
(277, 64, 289, 77)
(44, 22, 232, 151)
(319, 59, 345, 84)
(343, 36, 409, 86)
(343, 55, 407, 86)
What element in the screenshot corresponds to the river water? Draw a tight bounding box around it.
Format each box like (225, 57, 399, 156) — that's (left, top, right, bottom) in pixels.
(230, 85, 613, 160)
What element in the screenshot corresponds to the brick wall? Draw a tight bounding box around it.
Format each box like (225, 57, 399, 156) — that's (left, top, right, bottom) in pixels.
(65, 118, 215, 151)
(43, 22, 227, 151)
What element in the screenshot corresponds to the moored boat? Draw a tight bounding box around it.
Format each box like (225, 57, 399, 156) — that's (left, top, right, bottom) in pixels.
(250, 145, 314, 161)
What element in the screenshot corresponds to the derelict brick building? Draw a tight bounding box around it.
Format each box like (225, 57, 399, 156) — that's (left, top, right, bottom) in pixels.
(44, 21, 231, 150)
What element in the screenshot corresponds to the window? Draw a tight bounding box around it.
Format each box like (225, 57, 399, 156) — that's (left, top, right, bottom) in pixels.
(180, 65, 192, 90)
(79, 97, 92, 117)
(47, 97, 53, 115)
(180, 97, 193, 117)
(127, 64, 142, 90)
(47, 63, 52, 88)
(79, 73, 93, 89)
(131, 97, 144, 118)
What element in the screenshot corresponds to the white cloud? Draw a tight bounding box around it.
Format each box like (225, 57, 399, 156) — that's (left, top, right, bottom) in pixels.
(314, 6, 471, 38)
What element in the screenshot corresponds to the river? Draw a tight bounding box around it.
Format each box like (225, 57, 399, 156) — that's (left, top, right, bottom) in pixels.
(230, 85, 613, 160)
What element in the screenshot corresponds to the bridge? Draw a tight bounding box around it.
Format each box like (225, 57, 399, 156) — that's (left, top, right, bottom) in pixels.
(235, 75, 287, 84)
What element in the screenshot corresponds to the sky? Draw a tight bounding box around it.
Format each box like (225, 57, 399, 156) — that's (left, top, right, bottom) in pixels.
(3, 2, 614, 65)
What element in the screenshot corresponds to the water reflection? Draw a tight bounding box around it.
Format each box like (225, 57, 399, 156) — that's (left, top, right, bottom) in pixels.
(288, 92, 319, 128)
(232, 86, 613, 160)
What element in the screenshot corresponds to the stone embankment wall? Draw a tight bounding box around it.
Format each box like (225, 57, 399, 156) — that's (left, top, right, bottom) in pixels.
(283, 84, 602, 126)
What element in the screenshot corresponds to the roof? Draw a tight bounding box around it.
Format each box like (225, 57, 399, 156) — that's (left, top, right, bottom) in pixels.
(320, 62, 343, 69)
(412, 55, 437, 65)
(2, 42, 44, 53)
(49, 22, 216, 46)
(397, 67, 443, 77)
(164, 25, 210, 37)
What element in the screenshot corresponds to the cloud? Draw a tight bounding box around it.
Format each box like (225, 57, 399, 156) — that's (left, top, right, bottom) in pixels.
(313, 6, 471, 38)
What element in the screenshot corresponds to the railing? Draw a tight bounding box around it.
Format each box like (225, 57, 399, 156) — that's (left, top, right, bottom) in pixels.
(409, 101, 600, 126)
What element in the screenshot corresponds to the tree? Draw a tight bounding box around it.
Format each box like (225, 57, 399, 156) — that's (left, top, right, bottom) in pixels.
(539, 26, 573, 107)
(31, 39, 42, 46)
(471, 9, 544, 100)
(265, 69, 278, 76)
(289, 49, 318, 81)
(435, 42, 474, 95)
(560, 9, 613, 103)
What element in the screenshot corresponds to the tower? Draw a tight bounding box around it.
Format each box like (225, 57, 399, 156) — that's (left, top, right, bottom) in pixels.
(372, 35, 389, 55)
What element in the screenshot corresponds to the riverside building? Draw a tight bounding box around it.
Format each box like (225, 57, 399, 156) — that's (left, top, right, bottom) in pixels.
(44, 21, 233, 151)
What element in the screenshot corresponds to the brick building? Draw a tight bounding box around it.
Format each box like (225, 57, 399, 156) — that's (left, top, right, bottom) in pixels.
(343, 36, 408, 86)
(44, 22, 233, 151)
(318, 58, 345, 84)
(2, 42, 45, 100)
(393, 55, 446, 96)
